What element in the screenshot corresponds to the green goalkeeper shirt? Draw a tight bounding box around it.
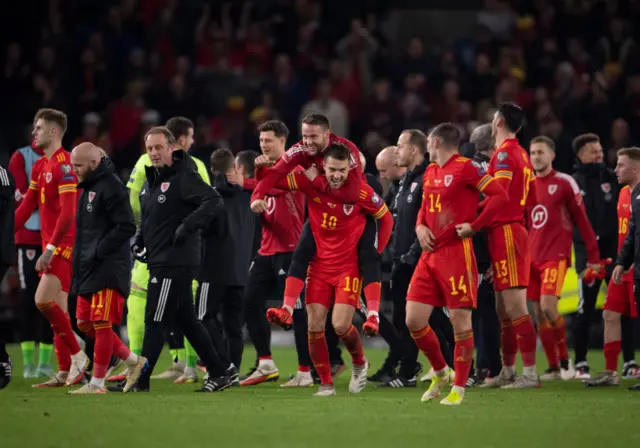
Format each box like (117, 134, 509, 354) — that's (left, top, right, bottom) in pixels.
(127, 152, 211, 225)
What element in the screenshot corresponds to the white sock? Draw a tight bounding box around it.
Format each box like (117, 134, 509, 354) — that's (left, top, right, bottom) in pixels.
(451, 385, 465, 396)
(503, 365, 516, 375)
(523, 365, 537, 376)
(258, 358, 276, 369)
(125, 352, 139, 366)
(90, 377, 105, 388)
(184, 367, 197, 376)
(435, 367, 449, 378)
(71, 351, 85, 360)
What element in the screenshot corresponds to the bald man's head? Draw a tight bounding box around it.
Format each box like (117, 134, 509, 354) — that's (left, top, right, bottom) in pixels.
(376, 146, 405, 182)
(71, 142, 104, 182)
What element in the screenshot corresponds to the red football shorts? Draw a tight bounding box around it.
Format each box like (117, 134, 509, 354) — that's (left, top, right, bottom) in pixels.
(40, 253, 72, 293)
(77, 289, 125, 324)
(305, 263, 362, 310)
(488, 223, 531, 291)
(406, 238, 478, 309)
(604, 280, 637, 317)
(527, 260, 568, 301)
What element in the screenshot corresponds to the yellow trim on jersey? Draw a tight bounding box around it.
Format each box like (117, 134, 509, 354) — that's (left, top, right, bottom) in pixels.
(373, 203, 389, 220)
(29, 181, 37, 190)
(286, 173, 298, 190)
(462, 237, 474, 292)
(58, 185, 76, 194)
(56, 153, 65, 163)
(555, 260, 567, 297)
(359, 189, 369, 200)
(504, 224, 519, 287)
(476, 175, 492, 192)
(494, 170, 513, 180)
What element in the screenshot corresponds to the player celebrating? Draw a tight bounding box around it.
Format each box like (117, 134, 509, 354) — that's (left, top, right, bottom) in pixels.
(586, 147, 640, 387)
(476, 103, 540, 389)
(405, 123, 507, 405)
(266, 143, 394, 396)
(14, 109, 90, 387)
(527, 136, 601, 381)
(68, 143, 146, 394)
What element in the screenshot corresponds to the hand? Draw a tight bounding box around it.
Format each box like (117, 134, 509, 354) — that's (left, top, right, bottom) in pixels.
(254, 155, 274, 169)
(304, 165, 318, 181)
(455, 223, 475, 238)
(132, 245, 148, 263)
(612, 265, 625, 285)
(35, 249, 54, 272)
(416, 225, 435, 252)
(173, 224, 187, 246)
(483, 266, 493, 283)
(225, 169, 244, 188)
(586, 262, 602, 273)
(400, 252, 418, 267)
(250, 199, 267, 213)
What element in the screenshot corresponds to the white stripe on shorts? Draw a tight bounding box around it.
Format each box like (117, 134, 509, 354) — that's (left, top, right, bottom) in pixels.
(153, 278, 172, 322)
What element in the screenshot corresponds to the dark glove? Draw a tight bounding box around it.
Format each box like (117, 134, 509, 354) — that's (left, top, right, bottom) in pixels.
(400, 251, 418, 268)
(173, 224, 187, 246)
(132, 245, 148, 263)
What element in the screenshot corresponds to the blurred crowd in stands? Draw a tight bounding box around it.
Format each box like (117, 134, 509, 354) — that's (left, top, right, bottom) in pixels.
(2, 0, 640, 178)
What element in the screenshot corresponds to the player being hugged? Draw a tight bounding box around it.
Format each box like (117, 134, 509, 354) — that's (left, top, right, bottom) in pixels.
(265, 143, 394, 396)
(14, 109, 90, 388)
(526, 136, 601, 381)
(407, 123, 508, 406)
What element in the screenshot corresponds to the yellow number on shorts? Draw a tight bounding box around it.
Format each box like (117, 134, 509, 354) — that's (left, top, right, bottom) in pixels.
(343, 276, 361, 294)
(321, 212, 338, 229)
(40, 187, 45, 204)
(448, 276, 468, 296)
(494, 260, 508, 278)
(428, 193, 442, 213)
(520, 167, 532, 206)
(619, 217, 629, 235)
(543, 268, 557, 284)
(91, 292, 104, 309)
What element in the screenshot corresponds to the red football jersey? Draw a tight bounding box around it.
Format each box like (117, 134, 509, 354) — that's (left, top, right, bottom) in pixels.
(617, 185, 633, 281)
(529, 170, 599, 264)
(252, 133, 364, 204)
(417, 154, 507, 250)
(282, 171, 389, 276)
(487, 138, 535, 227)
(15, 148, 77, 252)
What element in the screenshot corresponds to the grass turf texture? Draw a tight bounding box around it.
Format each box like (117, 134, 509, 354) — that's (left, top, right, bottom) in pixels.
(1, 345, 638, 448)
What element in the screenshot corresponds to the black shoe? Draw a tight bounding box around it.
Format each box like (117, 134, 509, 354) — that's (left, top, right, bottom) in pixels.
(629, 382, 640, 391)
(197, 375, 230, 392)
(575, 362, 590, 379)
(127, 384, 150, 392)
(368, 365, 396, 383)
(227, 365, 240, 387)
(377, 374, 417, 388)
(0, 358, 12, 390)
(466, 375, 478, 388)
(310, 369, 321, 385)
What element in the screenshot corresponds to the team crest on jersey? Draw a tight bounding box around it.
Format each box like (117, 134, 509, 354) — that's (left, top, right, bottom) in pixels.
(410, 182, 418, 193)
(444, 175, 453, 187)
(372, 193, 381, 205)
(548, 185, 557, 195)
(266, 197, 276, 215)
(601, 183, 611, 193)
(88, 191, 96, 202)
(343, 204, 354, 215)
(60, 164, 71, 174)
(497, 152, 507, 161)
(45, 173, 52, 183)
(161, 182, 170, 193)
(26, 249, 36, 261)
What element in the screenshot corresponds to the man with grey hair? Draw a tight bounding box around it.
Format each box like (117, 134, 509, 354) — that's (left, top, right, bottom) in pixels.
(469, 123, 502, 385)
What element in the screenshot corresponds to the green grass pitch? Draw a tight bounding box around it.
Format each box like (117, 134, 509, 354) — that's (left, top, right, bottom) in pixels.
(1, 345, 638, 448)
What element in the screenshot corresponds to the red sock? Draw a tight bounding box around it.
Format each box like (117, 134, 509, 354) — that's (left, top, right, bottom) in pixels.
(363, 282, 381, 314)
(513, 314, 537, 367)
(78, 321, 95, 339)
(53, 332, 71, 372)
(553, 316, 569, 362)
(112, 331, 132, 360)
(539, 321, 559, 369)
(501, 319, 517, 367)
(283, 277, 305, 310)
(453, 330, 474, 388)
(410, 325, 447, 372)
(308, 331, 332, 385)
(298, 365, 310, 373)
(338, 325, 365, 366)
(93, 322, 113, 379)
(37, 302, 81, 355)
(604, 340, 621, 372)
(258, 355, 272, 361)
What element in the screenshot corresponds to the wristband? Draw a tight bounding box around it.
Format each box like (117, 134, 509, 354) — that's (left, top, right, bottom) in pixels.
(46, 244, 56, 252)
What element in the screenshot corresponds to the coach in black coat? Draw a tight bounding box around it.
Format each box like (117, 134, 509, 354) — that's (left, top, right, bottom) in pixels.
(71, 152, 136, 299)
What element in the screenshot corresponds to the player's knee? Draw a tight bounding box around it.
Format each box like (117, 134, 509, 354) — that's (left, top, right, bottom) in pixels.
(307, 316, 324, 333)
(602, 309, 620, 324)
(405, 314, 424, 332)
(449, 309, 472, 332)
(332, 320, 350, 337)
